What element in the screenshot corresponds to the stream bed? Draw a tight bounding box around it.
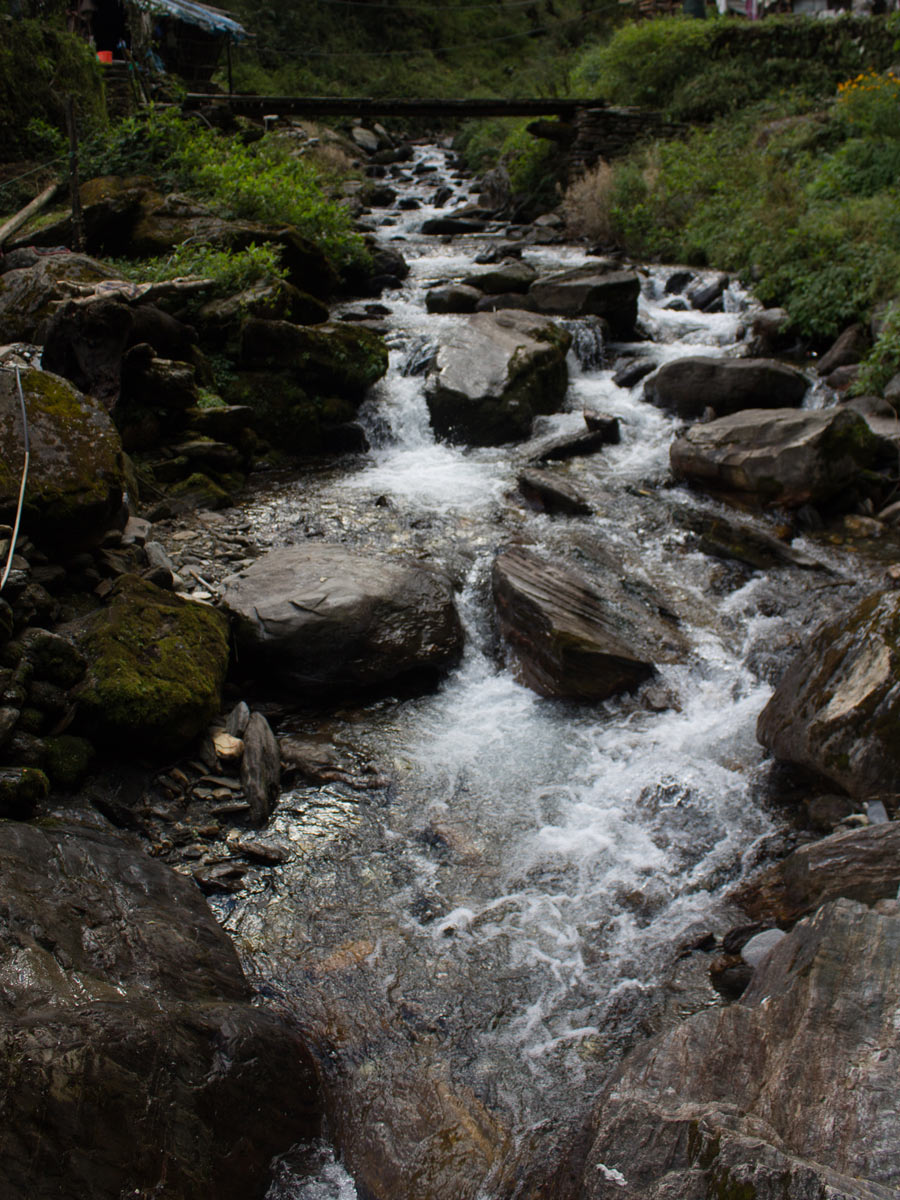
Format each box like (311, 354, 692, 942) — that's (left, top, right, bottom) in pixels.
(203, 145, 868, 1199)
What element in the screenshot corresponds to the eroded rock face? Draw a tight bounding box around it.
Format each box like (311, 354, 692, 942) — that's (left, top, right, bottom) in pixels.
(0, 819, 320, 1200)
(527, 265, 641, 338)
(492, 547, 686, 701)
(70, 575, 230, 755)
(732, 822, 900, 924)
(221, 544, 464, 697)
(0, 368, 125, 548)
(670, 406, 895, 508)
(535, 900, 900, 1200)
(424, 310, 571, 445)
(644, 356, 809, 419)
(756, 589, 900, 796)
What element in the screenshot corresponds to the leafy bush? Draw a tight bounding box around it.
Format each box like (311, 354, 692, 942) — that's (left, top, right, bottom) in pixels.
(854, 304, 900, 395)
(112, 242, 287, 292)
(455, 118, 563, 215)
(80, 107, 192, 179)
(835, 69, 900, 139)
(572, 17, 716, 108)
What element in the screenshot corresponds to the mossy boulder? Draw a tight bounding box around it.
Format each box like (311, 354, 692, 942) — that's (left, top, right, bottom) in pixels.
(168, 472, 234, 511)
(0, 254, 122, 345)
(0, 368, 125, 549)
(196, 280, 328, 350)
(0, 767, 49, 819)
(70, 575, 229, 756)
(239, 319, 388, 400)
(757, 589, 900, 797)
(224, 370, 362, 456)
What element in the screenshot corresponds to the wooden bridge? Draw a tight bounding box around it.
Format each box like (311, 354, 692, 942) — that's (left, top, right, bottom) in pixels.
(183, 94, 679, 173)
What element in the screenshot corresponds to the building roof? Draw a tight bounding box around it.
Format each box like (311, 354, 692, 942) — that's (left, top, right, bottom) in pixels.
(131, 0, 248, 39)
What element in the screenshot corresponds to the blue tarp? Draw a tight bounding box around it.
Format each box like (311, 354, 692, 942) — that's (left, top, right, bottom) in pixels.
(133, 0, 248, 40)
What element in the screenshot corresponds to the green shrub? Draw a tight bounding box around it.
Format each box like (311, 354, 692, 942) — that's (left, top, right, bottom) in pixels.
(572, 16, 716, 107)
(835, 69, 900, 139)
(112, 242, 287, 293)
(854, 304, 900, 395)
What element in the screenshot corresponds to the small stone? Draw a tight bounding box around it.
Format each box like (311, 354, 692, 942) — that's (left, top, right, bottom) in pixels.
(225, 701, 251, 738)
(241, 712, 280, 826)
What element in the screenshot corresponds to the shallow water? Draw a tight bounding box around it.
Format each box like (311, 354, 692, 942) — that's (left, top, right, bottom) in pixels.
(215, 145, 863, 1199)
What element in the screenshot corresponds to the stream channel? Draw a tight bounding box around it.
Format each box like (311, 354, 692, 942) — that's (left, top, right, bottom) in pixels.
(205, 143, 859, 1199)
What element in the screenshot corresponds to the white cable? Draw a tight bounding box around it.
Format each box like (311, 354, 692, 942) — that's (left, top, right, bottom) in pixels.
(0, 366, 30, 595)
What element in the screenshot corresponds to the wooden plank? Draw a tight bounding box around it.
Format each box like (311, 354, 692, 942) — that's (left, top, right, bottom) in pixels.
(183, 94, 596, 120)
(0, 181, 61, 250)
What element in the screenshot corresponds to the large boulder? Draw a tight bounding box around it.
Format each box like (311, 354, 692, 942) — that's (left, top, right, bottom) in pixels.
(536, 899, 900, 1200)
(492, 547, 686, 701)
(220, 544, 464, 697)
(670, 406, 896, 509)
(42, 296, 198, 407)
(0, 819, 320, 1200)
(527, 265, 641, 339)
(0, 368, 125, 548)
(733, 822, 900, 924)
(644, 356, 809, 420)
(70, 574, 230, 756)
(424, 311, 571, 445)
(0, 252, 122, 345)
(756, 589, 900, 796)
(239, 319, 388, 401)
(462, 259, 538, 294)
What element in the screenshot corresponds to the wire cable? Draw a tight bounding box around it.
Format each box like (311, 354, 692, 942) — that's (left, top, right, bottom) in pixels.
(0, 367, 30, 596)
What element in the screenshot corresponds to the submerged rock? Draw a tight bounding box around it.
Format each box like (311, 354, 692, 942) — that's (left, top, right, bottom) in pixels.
(70, 575, 230, 755)
(424, 310, 571, 445)
(644, 356, 808, 420)
(0, 819, 320, 1200)
(536, 899, 900, 1200)
(492, 546, 686, 701)
(757, 589, 900, 796)
(670, 406, 895, 509)
(0, 367, 125, 548)
(221, 544, 463, 697)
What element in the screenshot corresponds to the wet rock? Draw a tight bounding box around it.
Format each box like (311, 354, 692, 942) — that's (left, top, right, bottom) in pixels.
(664, 269, 693, 294)
(670, 406, 895, 509)
(824, 363, 860, 393)
(757, 589, 900, 796)
(492, 546, 686, 701)
(644, 356, 808, 420)
(239, 319, 388, 400)
(529, 423, 620, 464)
(687, 271, 728, 310)
(528, 265, 640, 339)
(421, 216, 487, 235)
(241, 711, 280, 826)
(539, 899, 900, 1200)
(474, 292, 539, 313)
(462, 259, 538, 294)
(517, 468, 592, 516)
(69, 574, 230, 756)
(612, 358, 655, 388)
(221, 544, 463, 697)
(0, 368, 125, 549)
(816, 323, 869, 376)
(424, 310, 571, 446)
(673, 506, 824, 571)
(425, 283, 482, 314)
(0, 252, 122, 345)
(0, 819, 320, 1200)
(734, 821, 900, 926)
(747, 307, 792, 356)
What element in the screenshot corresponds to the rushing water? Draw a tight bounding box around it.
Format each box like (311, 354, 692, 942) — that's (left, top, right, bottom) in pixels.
(212, 145, 857, 1198)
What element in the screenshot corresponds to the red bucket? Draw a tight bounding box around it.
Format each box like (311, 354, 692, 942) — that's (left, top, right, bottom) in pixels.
(97, 50, 113, 63)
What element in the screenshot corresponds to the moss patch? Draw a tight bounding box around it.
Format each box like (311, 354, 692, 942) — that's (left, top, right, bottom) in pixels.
(72, 575, 229, 756)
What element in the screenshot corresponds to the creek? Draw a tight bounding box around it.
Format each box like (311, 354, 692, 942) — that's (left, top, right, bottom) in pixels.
(208, 145, 852, 1199)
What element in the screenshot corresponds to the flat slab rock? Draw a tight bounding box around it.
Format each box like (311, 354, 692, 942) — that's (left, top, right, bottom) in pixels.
(732, 821, 900, 924)
(492, 546, 686, 701)
(0, 819, 320, 1200)
(536, 899, 900, 1200)
(221, 544, 463, 696)
(644, 355, 809, 420)
(670, 405, 895, 508)
(757, 589, 900, 796)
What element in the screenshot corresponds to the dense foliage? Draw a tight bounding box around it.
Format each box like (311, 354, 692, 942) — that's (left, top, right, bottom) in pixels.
(563, 16, 900, 344)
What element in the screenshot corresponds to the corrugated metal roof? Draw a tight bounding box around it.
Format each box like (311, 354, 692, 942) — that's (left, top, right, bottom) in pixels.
(131, 0, 248, 39)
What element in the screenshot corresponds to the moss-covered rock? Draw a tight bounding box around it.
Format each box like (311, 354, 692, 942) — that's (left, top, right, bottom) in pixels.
(239, 318, 388, 399)
(0, 368, 125, 549)
(168, 472, 234, 511)
(0, 767, 49, 819)
(0, 254, 122, 345)
(41, 734, 95, 790)
(71, 575, 229, 756)
(223, 370, 362, 456)
(19, 628, 87, 688)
